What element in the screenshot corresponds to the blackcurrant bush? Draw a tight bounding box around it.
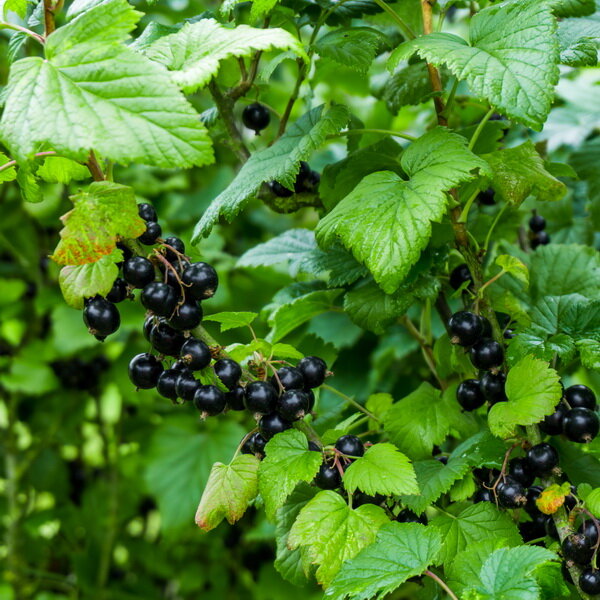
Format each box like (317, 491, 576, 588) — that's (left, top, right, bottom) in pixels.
(272, 366, 304, 391)
(562, 533, 594, 565)
(194, 385, 226, 417)
(116, 242, 133, 264)
(138, 221, 162, 245)
(163, 236, 185, 262)
(396, 509, 427, 525)
(297, 356, 327, 388)
(519, 513, 549, 542)
(268, 180, 293, 197)
(175, 371, 201, 402)
(529, 214, 546, 233)
(128, 353, 163, 389)
(508, 457, 535, 487)
(214, 358, 242, 390)
(106, 277, 128, 303)
(526, 486, 543, 515)
(242, 102, 270, 134)
(123, 256, 155, 288)
(335, 434, 364, 458)
(354, 492, 385, 507)
(303, 169, 320, 192)
(180, 338, 211, 371)
(138, 203, 157, 222)
(293, 161, 312, 193)
(149, 321, 185, 356)
(241, 436, 255, 455)
(526, 443, 559, 477)
(156, 368, 180, 400)
(580, 568, 600, 595)
(565, 385, 597, 410)
(141, 282, 178, 317)
(143, 315, 156, 342)
(448, 311, 485, 346)
(258, 413, 291, 440)
(470, 339, 504, 370)
(563, 407, 599, 443)
(225, 386, 245, 411)
(578, 520, 600, 547)
(539, 403, 567, 435)
(449, 263, 473, 290)
(168, 300, 203, 330)
(480, 371, 507, 404)
(252, 432, 267, 457)
(531, 231, 550, 249)
(244, 381, 278, 414)
(456, 379, 486, 411)
(277, 390, 309, 421)
(497, 477, 527, 508)
(305, 388, 316, 412)
(314, 463, 341, 490)
(473, 487, 494, 503)
(83, 297, 120, 339)
(478, 187, 496, 205)
(181, 262, 218, 300)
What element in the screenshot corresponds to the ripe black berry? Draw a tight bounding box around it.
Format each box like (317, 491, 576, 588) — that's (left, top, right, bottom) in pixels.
(565, 385, 597, 410)
(529, 214, 546, 233)
(497, 477, 527, 508)
(308, 441, 321, 452)
(531, 231, 550, 249)
(168, 300, 202, 330)
(138, 203, 157, 222)
(241, 435, 255, 455)
(335, 435, 364, 458)
(478, 187, 496, 205)
(580, 568, 600, 595)
(163, 236, 185, 262)
(143, 315, 155, 341)
(214, 358, 242, 390)
(128, 353, 163, 389)
(305, 388, 316, 412)
(268, 180, 293, 197)
(456, 379, 486, 411)
(225, 386, 245, 411)
(156, 368, 180, 400)
(106, 277, 128, 303)
(180, 338, 211, 371)
(449, 264, 473, 290)
(302, 169, 320, 193)
(293, 161, 312, 193)
(138, 221, 162, 245)
(578, 520, 600, 546)
(272, 366, 304, 391)
(520, 513, 549, 542)
(83, 297, 120, 339)
(448, 311, 485, 346)
(508, 457, 535, 487)
(563, 407, 599, 443)
(181, 262, 218, 300)
(353, 492, 385, 507)
(242, 102, 270, 134)
(562, 533, 594, 565)
(123, 256, 155, 288)
(473, 487, 494, 503)
(526, 443, 559, 477)
(194, 385, 226, 417)
(314, 463, 341, 490)
(252, 432, 268, 457)
(480, 371, 507, 404)
(149, 321, 185, 356)
(258, 413, 291, 440)
(539, 403, 567, 435)
(526, 485, 543, 515)
(141, 282, 178, 317)
(277, 390, 309, 421)
(396, 509, 427, 525)
(470, 339, 504, 370)
(297, 356, 327, 388)
(175, 371, 201, 401)
(244, 381, 278, 414)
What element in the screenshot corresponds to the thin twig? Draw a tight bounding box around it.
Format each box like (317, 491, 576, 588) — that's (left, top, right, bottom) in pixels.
(424, 570, 459, 600)
(321, 384, 380, 422)
(86, 150, 105, 181)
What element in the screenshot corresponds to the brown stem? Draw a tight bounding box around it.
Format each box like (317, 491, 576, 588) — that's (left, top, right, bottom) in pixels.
(86, 150, 105, 181)
(277, 59, 307, 137)
(424, 570, 459, 600)
(43, 0, 55, 36)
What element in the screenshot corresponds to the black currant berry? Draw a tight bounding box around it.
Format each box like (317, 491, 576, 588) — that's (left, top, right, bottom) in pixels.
(138, 203, 157, 222)
(293, 161, 312, 193)
(579, 520, 600, 547)
(225, 386, 246, 411)
(497, 477, 527, 508)
(531, 231, 550, 249)
(562, 533, 595, 565)
(123, 256, 155, 288)
(565, 385, 597, 410)
(143, 315, 156, 342)
(529, 214, 546, 233)
(314, 463, 341, 490)
(470, 339, 504, 370)
(252, 432, 268, 457)
(175, 371, 201, 402)
(141, 282, 178, 317)
(214, 358, 242, 390)
(244, 381, 278, 414)
(156, 368, 180, 400)
(83, 297, 120, 339)
(138, 221, 162, 245)
(194, 385, 226, 417)
(258, 413, 291, 440)
(520, 513, 549, 542)
(580, 568, 600, 595)
(268, 180, 293, 197)
(396, 509, 427, 525)
(168, 300, 203, 330)
(277, 390, 309, 421)
(335, 434, 364, 458)
(305, 388, 316, 412)
(180, 338, 211, 371)
(149, 321, 185, 356)
(241, 436, 255, 455)
(525, 485, 543, 515)
(308, 441, 321, 452)
(539, 403, 567, 435)
(478, 187, 496, 205)
(473, 487, 494, 503)
(436, 455, 448, 465)
(272, 366, 304, 391)
(508, 457, 535, 488)
(163, 236, 185, 262)
(106, 277, 128, 303)
(181, 262, 218, 300)
(563, 407, 599, 443)
(353, 492, 385, 507)
(448, 311, 485, 346)
(297, 356, 327, 388)
(302, 169, 320, 192)
(526, 443, 559, 477)
(480, 371, 507, 404)
(449, 264, 473, 290)
(242, 102, 270, 134)
(128, 353, 163, 389)
(456, 379, 486, 411)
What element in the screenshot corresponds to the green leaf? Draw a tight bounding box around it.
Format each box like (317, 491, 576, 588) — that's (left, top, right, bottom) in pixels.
(0, 151, 16, 182)
(326, 522, 442, 600)
(50, 182, 146, 265)
(203, 311, 258, 332)
(571, 137, 600, 214)
(317, 128, 488, 293)
(58, 248, 122, 309)
(315, 27, 387, 73)
(585, 487, 600, 516)
(555, 439, 600, 488)
(558, 9, 600, 66)
(288, 490, 389, 587)
(16, 167, 41, 203)
(1, 0, 213, 168)
(431, 502, 522, 564)
(37, 157, 90, 184)
(390, 0, 559, 130)
(142, 19, 307, 94)
(551, 0, 596, 17)
(343, 443, 418, 496)
(381, 62, 439, 113)
(2, 0, 26, 18)
(193, 104, 349, 241)
(258, 430, 323, 520)
(483, 142, 567, 205)
(488, 355, 562, 438)
(195, 454, 260, 532)
(495, 255, 529, 287)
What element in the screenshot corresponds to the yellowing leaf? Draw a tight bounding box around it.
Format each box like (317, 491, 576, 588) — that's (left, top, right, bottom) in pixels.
(536, 483, 571, 515)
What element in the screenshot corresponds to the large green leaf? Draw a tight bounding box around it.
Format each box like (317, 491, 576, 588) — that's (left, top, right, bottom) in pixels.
(315, 27, 387, 73)
(1, 0, 213, 168)
(381, 62, 439, 113)
(317, 127, 488, 293)
(389, 0, 559, 129)
(551, 0, 596, 17)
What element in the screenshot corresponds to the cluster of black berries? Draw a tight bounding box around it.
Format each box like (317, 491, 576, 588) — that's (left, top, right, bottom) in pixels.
(52, 356, 109, 391)
(268, 161, 320, 198)
(529, 212, 550, 249)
